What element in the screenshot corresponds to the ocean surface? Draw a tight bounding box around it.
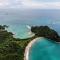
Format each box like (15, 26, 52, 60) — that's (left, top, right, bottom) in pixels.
(29, 37, 60, 60)
(0, 9, 60, 38)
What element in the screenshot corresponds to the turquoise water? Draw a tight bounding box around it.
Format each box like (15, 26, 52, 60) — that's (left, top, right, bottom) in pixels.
(5, 23, 60, 39)
(6, 24, 34, 39)
(29, 38, 60, 60)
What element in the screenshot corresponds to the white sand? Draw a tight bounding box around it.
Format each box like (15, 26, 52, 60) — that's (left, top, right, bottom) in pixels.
(24, 37, 42, 60)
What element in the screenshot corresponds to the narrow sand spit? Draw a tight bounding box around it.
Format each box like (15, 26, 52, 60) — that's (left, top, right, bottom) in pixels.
(24, 37, 42, 60)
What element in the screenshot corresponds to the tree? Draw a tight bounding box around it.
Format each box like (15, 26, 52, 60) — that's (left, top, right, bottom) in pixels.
(0, 25, 8, 30)
(31, 26, 60, 42)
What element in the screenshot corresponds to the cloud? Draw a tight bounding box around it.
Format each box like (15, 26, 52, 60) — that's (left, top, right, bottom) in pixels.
(0, 0, 23, 8)
(0, 0, 60, 9)
(32, 0, 60, 2)
(31, 2, 60, 9)
(0, 0, 9, 7)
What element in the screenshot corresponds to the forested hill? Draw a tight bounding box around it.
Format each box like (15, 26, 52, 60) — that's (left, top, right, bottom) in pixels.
(0, 25, 60, 60)
(31, 26, 60, 42)
(0, 25, 31, 60)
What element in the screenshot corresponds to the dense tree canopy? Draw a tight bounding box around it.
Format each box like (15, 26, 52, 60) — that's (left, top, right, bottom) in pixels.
(0, 25, 60, 60)
(31, 26, 60, 42)
(0, 25, 13, 43)
(0, 25, 30, 60)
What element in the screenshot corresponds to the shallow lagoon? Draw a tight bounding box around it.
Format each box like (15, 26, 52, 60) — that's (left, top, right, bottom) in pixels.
(6, 24, 34, 39)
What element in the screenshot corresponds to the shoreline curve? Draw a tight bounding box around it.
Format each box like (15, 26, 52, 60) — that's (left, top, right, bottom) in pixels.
(24, 37, 43, 60)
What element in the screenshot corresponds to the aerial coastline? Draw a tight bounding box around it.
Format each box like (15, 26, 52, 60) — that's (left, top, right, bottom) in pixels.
(24, 37, 40, 60)
(0, 25, 60, 60)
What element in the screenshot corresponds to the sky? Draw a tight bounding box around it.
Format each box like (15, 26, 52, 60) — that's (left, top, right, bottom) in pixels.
(0, 0, 60, 9)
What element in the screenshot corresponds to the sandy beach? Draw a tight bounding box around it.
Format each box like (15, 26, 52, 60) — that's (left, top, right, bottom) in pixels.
(24, 37, 42, 60)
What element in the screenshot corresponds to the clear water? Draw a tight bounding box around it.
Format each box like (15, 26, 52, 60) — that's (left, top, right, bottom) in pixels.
(29, 37, 60, 60)
(5, 24, 34, 39)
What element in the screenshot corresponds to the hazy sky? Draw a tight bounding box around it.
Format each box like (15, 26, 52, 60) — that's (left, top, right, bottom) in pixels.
(0, 0, 60, 9)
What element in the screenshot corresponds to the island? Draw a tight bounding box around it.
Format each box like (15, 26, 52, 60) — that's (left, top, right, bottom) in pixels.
(0, 25, 60, 60)
(31, 26, 60, 42)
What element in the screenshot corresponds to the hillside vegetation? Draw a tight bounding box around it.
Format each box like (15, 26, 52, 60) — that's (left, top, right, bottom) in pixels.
(0, 25, 60, 60)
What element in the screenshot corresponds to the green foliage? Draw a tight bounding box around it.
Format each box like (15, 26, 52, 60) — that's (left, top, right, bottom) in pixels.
(31, 26, 60, 42)
(0, 25, 29, 60)
(0, 25, 60, 60)
(0, 25, 8, 30)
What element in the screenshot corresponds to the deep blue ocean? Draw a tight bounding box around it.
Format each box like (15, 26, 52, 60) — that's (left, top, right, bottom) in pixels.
(0, 9, 60, 60)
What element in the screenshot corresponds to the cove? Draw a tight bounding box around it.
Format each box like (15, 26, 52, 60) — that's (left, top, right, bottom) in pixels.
(25, 37, 60, 60)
